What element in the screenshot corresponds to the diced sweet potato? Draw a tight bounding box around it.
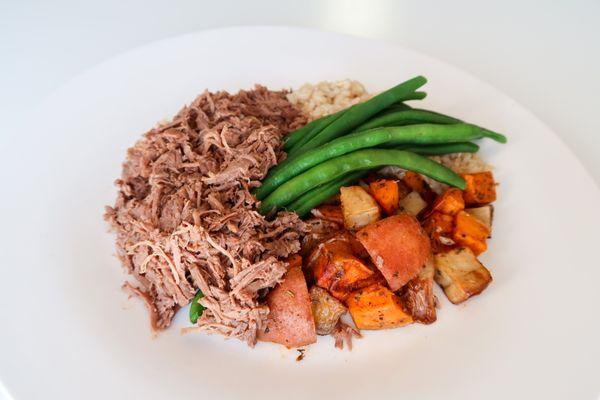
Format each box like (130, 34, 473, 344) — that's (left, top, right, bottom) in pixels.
(465, 205, 494, 232)
(258, 266, 317, 348)
(402, 171, 435, 203)
(310, 204, 344, 225)
(356, 214, 431, 291)
(369, 179, 399, 215)
(399, 260, 437, 324)
(340, 186, 381, 230)
(309, 286, 347, 335)
(453, 211, 490, 255)
(346, 283, 413, 329)
(433, 247, 492, 304)
(398, 191, 428, 217)
(429, 188, 465, 216)
(462, 172, 496, 205)
(308, 237, 374, 301)
(422, 211, 456, 253)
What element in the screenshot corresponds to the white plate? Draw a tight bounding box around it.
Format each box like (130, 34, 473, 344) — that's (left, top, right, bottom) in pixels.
(1, 27, 599, 400)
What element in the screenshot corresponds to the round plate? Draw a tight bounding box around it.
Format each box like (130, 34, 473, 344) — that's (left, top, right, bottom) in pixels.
(1, 27, 598, 400)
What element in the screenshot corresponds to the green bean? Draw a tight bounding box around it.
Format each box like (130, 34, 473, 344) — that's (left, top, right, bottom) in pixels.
(189, 289, 206, 324)
(284, 94, 422, 154)
(290, 76, 427, 156)
(354, 109, 461, 131)
(254, 124, 502, 200)
(286, 170, 367, 218)
(259, 149, 464, 215)
(283, 109, 344, 151)
(397, 142, 479, 155)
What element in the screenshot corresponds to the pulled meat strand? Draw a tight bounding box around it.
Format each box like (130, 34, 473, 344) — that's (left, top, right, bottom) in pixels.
(105, 85, 307, 346)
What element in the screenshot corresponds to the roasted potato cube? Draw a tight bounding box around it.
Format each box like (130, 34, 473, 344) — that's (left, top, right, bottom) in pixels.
(309, 286, 347, 335)
(453, 211, 490, 255)
(309, 238, 374, 300)
(346, 283, 413, 329)
(369, 179, 400, 215)
(398, 191, 428, 217)
(402, 171, 435, 203)
(399, 260, 437, 324)
(462, 171, 496, 205)
(433, 247, 492, 304)
(465, 205, 494, 232)
(430, 188, 465, 216)
(310, 204, 344, 225)
(258, 266, 317, 348)
(356, 214, 431, 291)
(340, 186, 381, 230)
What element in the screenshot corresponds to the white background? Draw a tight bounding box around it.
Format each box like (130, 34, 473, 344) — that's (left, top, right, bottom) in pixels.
(2, 0, 600, 186)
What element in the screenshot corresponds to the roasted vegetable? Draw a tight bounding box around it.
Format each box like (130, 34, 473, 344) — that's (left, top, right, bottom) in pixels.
(429, 188, 465, 216)
(453, 211, 490, 255)
(340, 186, 381, 230)
(433, 247, 492, 304)
(258, 266, 317, 348)
(402, 170, 436, 203)
(346, 283, 413, 329)
(310, 204, 344, 225)
(398, 191, 428, 217)
(356, 214, 431, 291)
(466, 205, 494, 232)
(369, 179, 400, 215)
(309, 237, 374, 300)
(399, 260, 437, 324)
(422, 211, 456, 252)
(462, 171, 496, 205)
(309, 286, 347, 335)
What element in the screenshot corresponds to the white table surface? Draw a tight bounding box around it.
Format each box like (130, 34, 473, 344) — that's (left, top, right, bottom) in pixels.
(0, 2, 599, 399)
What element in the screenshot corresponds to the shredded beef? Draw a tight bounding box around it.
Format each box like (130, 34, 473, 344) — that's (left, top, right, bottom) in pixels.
(104, 85, 307, 346)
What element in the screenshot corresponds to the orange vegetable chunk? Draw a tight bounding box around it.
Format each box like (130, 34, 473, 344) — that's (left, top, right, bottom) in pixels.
(310, 204, 344, 225)
(462, 172, 496, 206)
(356, 214, 431, 291)
(309, 238, 374, 301)
(346, 283, 413, 329)
(258, 266, 317, 348)
(402, 171, 435, 203)
(369, 179, 400, 215)
(430, 188, 465, 216)
(453, 211, 490, 255)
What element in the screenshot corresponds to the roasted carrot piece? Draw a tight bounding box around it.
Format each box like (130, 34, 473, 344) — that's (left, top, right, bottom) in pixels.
(462, 171, 496, 205)
(369, 179, 400, 216)
(346, 283, 413, 330)
(429, 188, 465, 216)
(453, 211, 490, 255)
(310, 204, 344, 225)
(402, 171, 435, 203)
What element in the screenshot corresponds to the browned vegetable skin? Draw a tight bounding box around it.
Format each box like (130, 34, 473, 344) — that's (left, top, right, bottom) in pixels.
(346, 283, 413, 329)
(308, 237, 374, 301)
(433, 247, 492, 304)
(258, 266, 317, 348)
(310, 204, 344, 225)
(399, 260, 437, 324)
(356, 214, 431, 291)
(310, 286, 347, 335)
